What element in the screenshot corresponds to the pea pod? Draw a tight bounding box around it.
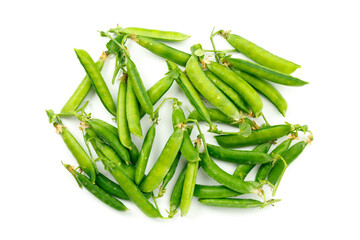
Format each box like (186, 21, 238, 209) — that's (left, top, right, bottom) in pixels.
(139, 126, 185, 193)
(186, 56, 241, 121)
(193, 185, 241, 199)
(231, 67, 288, 117)
(111, 27, 190, 41)
(215, 124, 295, 148)
(221, 31, 300, 74)
(117, 79, 132, 149)
(126, 78, 143, 138)
(74, 49, 116, 116)
(204, 70, 250, 114)
(206, 61, 263, 117)
(229, 58, 308, 87)
(95, 173, 130, 200)
(199, 198, 279, 208)
(64, 164, 128, 211)
(131, 35, 190, 66)
(61, 52, 108, 114)
(169, 164, 187, 218)
(135, 123, 156, 185)
(158, 152, 181, 197)
(180, 159, 199, 216)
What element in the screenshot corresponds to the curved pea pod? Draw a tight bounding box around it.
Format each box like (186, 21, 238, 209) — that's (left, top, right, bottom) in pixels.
(117, 79, 132, 149)
(207, 144, 273, 164)
(74, 49, 116, 116)
(166, 60, 217, 132)
(215, 124, 295, 148)
(194, 185, 242, 198)
(231, 67, 288, 117)
(61, 52, 107, 114)
(87, 119, 130, 165)
(131, 35, 190, 66)
(112, 27, 190, 41)
(158, 152, 181, 196)
(206, 61, 263, 118)
(204, 70, 251, 114)
(186, 56, 241, 121)
(199, 198, 279, 208)
(229, 58, 308, 87)
(139, 75, 174, 118)
(268, 141, 308, 186)
(64, 164, 128, 211)
(57, 125, 96, 183)
(221, 32, 300, 74)
(126, 79, 143, 138)
(256, 138, 293, 182)
(169, 164, 187, 218)
(126, 58, 153, 116)
(139, 126, 185, 193)
(200, 152, 261, 195)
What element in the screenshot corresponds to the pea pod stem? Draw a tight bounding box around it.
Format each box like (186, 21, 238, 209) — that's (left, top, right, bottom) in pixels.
(210, 28, 221, 63)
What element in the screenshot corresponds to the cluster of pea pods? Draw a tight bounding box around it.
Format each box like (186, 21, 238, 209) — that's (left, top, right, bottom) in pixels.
(46, 26, 312, 218)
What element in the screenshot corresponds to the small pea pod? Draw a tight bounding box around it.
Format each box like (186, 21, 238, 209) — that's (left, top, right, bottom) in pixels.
(61, 52, 108, 114)
(63, 164, 128, 211)
(256, 138, 293, 182)
(221, 31, 300, 74)
(139, 125, 185, 193)
(206, 61, 263, 117)
(169, 164, 187, 218)
(131, 35, 190, 66)
(135, 123, 156, 185)
(231, 67, 288, 117)
(117, 79, 132, 149)
(204, 70, 251, 114)
(228, 58, 308, 87)
(199, 198, 280, 208)
(186, 56, 241, 121)
(215, 124, 295, 148)
(126, 78, 143, 138)
(111, 27, 190, 41)
(74, 49, 116, 116)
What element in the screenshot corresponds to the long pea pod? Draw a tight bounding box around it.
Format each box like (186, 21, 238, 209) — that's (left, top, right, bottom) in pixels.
(186, 56, 241, 121)
(74, 49, 116, 116)
(228, 58, 308, 87)
(194, 185, 241, 199)
(126, 78, 143, 138)
(199, 198, 280, 209)
(256, 138, 293, 182)
(117, 79, 132, 149)
(64, 164, 128, 211)
(158, 152, 181, 197)
(110, 27, 190, 41)
(135, 123, 156, 185)
(139, 125, 185, 193)
(221, 31, 300, 74)
(215, 124, 295, 148)
(231, 67, 288, 117)
(206, 61, 263, 117)
(204, 70, 251, 114)
(131, 35, 191, 66)
(61, 52, 108, 114)
(169, 164, 187, 218)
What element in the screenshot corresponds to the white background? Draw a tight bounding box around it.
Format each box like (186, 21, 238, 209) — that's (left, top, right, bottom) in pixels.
(1, 0, 359, 239)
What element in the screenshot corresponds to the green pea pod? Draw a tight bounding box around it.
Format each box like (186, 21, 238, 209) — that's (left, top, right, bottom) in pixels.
(228, 58, 308, 86)
(64, 164, 128, 211)
(117, 79, 132, 149)
(74, 49, 116, 116)
(112, 27, 190, 41)
(169, 164, 187, 218)
(135, 123, 156, 185)
(232, 142, 273, 179)
(221, 32, 300, 74)
(139, 126, 185, 193)
(256, 138, 293, 182)
(61, 52, 108, 114)
(204, 70, 250, 114)
(87, 119, 130, 165)
(186, 56, 241, 121)
(126, 78, 143, 138)
(231, 67, 288, 116)
(215, 124, 295, 148)
(180, 160, 199, 216)
(58, 125, 96, 183)
(194, 185, 242, 199)
(131, 35, 190, 66)
(166, 60, 217, 132)
(206, 61, 263, 117)
(188, 108, 249, 127)
(199, 198, 279, 208)
(172, 100, 201, 163)
(268, 141, 308, 186)
(158, 152, 181, 197)
(95, 173, 130, 200)
(126, 58, 153, 116)
(207, 144, 273, 164)
(139, 75, 174, 118)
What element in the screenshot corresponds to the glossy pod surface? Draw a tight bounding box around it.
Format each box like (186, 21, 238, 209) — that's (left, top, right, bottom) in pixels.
(95, 173, 130, 200)
(126, 79, 143, 138)
(118, 27, 190, 41)
(215, 124, 295, 148)
(169, 164, 187, 217)
(117, 80, 132, 149)
(199, 198, 264, 208)
(194, 185, 241, 198)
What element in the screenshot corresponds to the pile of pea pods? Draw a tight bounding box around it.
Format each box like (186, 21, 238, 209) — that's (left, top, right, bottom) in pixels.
(46, 26, 313, 218)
